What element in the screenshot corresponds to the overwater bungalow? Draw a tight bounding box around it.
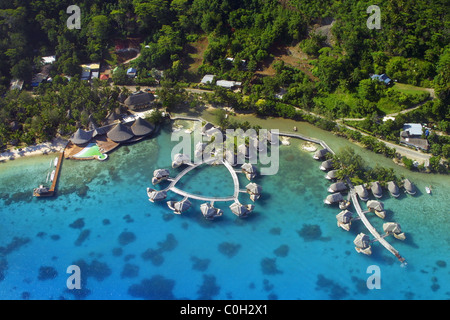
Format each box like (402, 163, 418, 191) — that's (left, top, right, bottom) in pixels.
(320, 159, 334, 171)
(107, 122, 134, 143)
(354, 185, 369, 201)
(403, 179, 416, 195)
(383, 222, 406, 240)
(194, 142, 207, 158)
(313, 148, 329, 160)
(152, 169, 170, 185)
(328, 182, 347, 193)
(172, 153, 191, 168)
(354, 233, 372, 255)
(367, 200, 385, 219)
(147, 188, 167, 202)
(371, 181, 383, 199)
(200, 202, 223, 220)
(325, 169, 338, 180)
(130, 117, 154, 138)
(324, 192, 343, 205)
(336, 210, 353, 231)
(241, 163, 257, 180)
(70, 128, 93, 145)
(246, 183, 262, 201)
(167, 198, 191, 214)
(229, 202, 254, 218)
(387, 181, 400, 198)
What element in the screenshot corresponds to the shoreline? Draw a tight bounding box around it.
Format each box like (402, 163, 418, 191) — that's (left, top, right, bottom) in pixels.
(0, 137, 68, 163)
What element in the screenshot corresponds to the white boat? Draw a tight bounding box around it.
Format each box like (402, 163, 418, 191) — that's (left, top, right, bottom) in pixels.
(54, 157, 58, 167)
(50, 170, 55, 182)
(425, 186, 431, 194)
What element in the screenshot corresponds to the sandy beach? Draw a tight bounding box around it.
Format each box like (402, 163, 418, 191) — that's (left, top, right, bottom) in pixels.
(0, 137, 68, 162)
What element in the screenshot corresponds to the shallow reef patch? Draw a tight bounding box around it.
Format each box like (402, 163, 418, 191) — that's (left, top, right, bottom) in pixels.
(218, 242, 241, 258)
(128, 275, 176, 300)
(38, 266, 58, 280)
(118, 231, 136, 246)
(197, 274, 220, 300)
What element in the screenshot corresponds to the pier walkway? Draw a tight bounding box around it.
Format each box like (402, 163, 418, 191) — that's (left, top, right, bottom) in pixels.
(348, 184, 406, 264)
(162, 157, 242, 203)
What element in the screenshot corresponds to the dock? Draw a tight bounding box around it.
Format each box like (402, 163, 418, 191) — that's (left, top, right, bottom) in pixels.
(33, 151, 64, 197)
(161, 157, 241, 203)
(347, 180, 406, 264)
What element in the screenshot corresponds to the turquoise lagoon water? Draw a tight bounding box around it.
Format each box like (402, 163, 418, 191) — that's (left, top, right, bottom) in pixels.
(0, 124, 448, 300)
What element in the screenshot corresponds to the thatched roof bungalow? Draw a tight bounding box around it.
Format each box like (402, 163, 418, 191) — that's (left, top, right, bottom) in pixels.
(246, 182, 262, 201)
(336, 210, 353, 231)
(387, 181, 400, 198)
(320, 159, 334, 171)
(107, 123, 134, 143)
(229, 202, 254, 218)
(328, 182, 347, 193)
(70, 128, 93, 145)
(167, 198, 191, 214)
(324, 192, 343, 205)
(371, 181, 383, 199)
(200, 202, 223, 220)
(403, 179, 416, 195)
(172, 153, 191, 168)
(152, 169, 170, 185)
(325, 169, 338, 180)
(130, 117, 154, 137)
(241, 163, 257, 180)
(313, 148, 329, 160)
(354, 185, 369, 201)
(147, 188, 167, 202)
(354, 233, 372, 255)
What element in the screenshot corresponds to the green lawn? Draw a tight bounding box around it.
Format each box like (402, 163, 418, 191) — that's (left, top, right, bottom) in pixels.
(391, 82, 429, 95)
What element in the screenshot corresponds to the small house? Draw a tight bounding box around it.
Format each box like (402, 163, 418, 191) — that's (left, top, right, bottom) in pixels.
(200, 74, 215, 85)
(400, 123, 429, 150)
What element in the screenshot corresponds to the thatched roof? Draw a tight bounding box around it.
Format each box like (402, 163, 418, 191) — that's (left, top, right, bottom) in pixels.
(168, 198, 191, 213)
(325, 192, 343, 204)
(403, 179, 416, 195)
(354, 185, 369, 201)
(367, 200, 384, 212)
(328, 182, 347, 193)
(104, 110, 121, 125)
(172, 153, 191, 168)
(229, 202, 254, 217)
(326, 169, 338, 180)
(246, 182, 262, 195)
(371, 181, 383, 198)
(70, 128, 93, 145)
(354, 233, 370, 248)
(131, 117, 154, 136)
(124, 91, 154, 110)
(241, 163, 257, 180)
(336, 210, 352, 223)
(200, 202, 223, 219)
(320, 159, 334, 171)
(107, 122, 134, 142)
(383, 222, 402, 234)
(153, 169, 170, 179)
(147, 188, 167, 202)
(387, 181, 400, 197)
(313, 148, 329, 159)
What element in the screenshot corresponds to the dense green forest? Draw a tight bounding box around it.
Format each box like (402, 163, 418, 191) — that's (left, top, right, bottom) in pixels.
(0, 0, 449, 170)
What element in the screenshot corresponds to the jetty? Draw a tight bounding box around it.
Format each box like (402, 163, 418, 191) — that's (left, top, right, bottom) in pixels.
(33, 151, 64, 197)
(348, 179, 406, 264)
(148, 154, 257, 217)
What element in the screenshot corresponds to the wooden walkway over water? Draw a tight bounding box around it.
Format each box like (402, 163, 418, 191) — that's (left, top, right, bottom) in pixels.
(33, 151, 64, 197)
(167, 115, 406, 264)
(162, 157, 242, 203)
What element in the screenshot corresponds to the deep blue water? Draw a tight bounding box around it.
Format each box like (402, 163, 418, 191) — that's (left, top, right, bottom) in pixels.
(0, 124, 448, 300)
